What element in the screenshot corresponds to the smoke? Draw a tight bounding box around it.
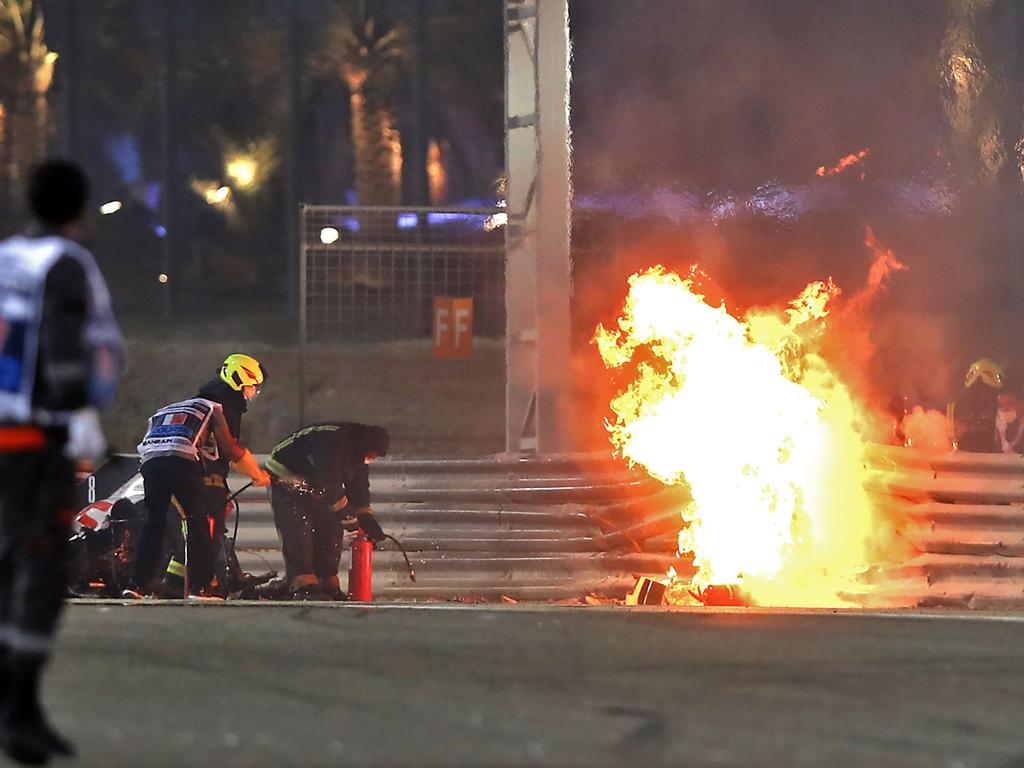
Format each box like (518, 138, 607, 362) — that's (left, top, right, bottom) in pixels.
(902, 406, 954, 452)
(570, 0, 1024, 410)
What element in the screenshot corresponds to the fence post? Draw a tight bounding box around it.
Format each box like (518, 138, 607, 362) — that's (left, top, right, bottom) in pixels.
(298, 203, 308, 428)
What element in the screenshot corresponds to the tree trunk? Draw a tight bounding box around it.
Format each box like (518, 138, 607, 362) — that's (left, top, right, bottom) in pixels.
(350, 86, 402, 207)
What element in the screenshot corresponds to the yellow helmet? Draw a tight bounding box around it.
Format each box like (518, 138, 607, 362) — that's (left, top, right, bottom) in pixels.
(220, 354, 265, 392)
(965, 358, 1004, 389)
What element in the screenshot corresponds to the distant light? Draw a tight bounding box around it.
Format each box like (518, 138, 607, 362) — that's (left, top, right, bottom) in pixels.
(158, 273, 169, 283)
(226, 157, 257, 188)
(205, 186, 231, 205)
(485, 199, 508, 231)
(396, 213, 418, 229)
(341, 217, 361, 233)
(99, 200, 122, 215)
(484, 212, 508, 231)
(154, 225, 167, 238)
(320, 227, 340, 245)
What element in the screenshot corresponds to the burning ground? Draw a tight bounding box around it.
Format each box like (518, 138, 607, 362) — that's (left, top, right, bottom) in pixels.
(595, 231, 914, 608)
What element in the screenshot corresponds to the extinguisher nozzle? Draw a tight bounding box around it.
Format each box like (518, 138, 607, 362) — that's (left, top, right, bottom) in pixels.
(383, 534, 416, 583)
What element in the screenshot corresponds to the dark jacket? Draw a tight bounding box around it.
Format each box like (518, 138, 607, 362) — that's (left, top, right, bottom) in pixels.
(196, 377, 247, 477)
(35, 253, 91, 414)
(267, 423, 389, 509)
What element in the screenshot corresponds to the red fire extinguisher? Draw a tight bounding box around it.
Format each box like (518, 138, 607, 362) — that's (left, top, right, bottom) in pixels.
(348, 534, 374, 601)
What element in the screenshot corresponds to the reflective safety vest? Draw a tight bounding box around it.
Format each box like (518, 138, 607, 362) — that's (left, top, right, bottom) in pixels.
(138, 398, 220, 464)
(0, 234, 125, 425)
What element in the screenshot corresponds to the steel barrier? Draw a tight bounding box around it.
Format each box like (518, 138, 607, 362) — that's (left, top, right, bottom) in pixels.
(90, 446, 1024, 606)
(227, 454, 686, 600)
(867, 444, 1024, 609)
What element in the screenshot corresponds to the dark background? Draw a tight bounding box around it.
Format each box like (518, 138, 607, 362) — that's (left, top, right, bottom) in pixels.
(4, 1, 1024, 449)
(570, 0, 1024, 410)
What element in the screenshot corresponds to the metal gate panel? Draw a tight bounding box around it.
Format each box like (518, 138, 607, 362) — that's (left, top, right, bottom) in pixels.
(299, 205, 505, 342)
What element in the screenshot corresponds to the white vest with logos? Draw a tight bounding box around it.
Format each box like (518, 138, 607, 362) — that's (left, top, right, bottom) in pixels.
(138, 398, 221, 464)
(0, 235, 125, 425)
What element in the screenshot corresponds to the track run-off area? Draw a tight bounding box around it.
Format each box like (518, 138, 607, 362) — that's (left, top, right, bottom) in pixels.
(48, 602, 1024, 767)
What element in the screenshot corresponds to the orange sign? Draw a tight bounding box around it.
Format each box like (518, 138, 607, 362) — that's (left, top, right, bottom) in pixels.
(433, 297, 473, 358)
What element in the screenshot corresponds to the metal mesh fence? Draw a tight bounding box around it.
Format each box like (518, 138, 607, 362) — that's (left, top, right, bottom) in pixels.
(300, 206, 506, 342)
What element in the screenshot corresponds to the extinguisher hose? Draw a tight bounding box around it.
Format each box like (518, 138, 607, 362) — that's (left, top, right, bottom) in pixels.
(383, 534, 416, 582)
(226, 481, 254, 554)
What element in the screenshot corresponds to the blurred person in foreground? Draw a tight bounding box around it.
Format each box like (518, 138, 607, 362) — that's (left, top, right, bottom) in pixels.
(160, 354, 268, 596)
(0, 160, 125, 763)
(258, 423, 389, 600)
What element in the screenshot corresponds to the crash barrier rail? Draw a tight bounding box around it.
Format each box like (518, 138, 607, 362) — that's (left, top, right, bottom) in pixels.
(867, 444, 1024, 609)
(227, 453, 688, 600)
(299, 205, 505, 342)
(87, 446, 1024, 605)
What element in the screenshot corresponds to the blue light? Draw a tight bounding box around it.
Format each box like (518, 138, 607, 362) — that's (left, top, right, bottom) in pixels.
(143, 183, 161, 212)
(155, 225, 167, 238)
(397, 213, 418, 229)
(340, 217, 361, 233)
(426, 212, 489, 228)
(106, 134, 142, 185)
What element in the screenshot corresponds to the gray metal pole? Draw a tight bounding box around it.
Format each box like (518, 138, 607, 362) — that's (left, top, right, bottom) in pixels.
(504, 0, 574, 453)
(533, 0, 574, 452)
(298, 203, 308, 428)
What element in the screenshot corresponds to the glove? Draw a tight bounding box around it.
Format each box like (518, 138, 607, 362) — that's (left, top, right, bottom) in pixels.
(65, 408, 107, 462)
(357, 511, 385, 543)
(232, 449, 271, 488)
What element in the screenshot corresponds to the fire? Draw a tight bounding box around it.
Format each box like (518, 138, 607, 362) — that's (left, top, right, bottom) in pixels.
(596, 262, 894, 608)
(816, 148, 869, 177)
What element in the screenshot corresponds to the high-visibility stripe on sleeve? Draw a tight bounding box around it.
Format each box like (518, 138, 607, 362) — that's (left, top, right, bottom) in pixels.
(0, 626, 53, 656)
(265, 456, 295, 479)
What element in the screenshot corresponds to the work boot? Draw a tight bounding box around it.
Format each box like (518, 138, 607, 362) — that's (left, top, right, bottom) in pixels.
(288, 574, 325, 601)
(290, 584, 328, 601)
(229, 571, 263, 592)
(0, 653, 74, 762)
(318, 575, 347, 601)
(150, 578, 184, 600)
(254, 576, 291, 599)
(0, 723, 50, 765)
(0, 710, 74, 761)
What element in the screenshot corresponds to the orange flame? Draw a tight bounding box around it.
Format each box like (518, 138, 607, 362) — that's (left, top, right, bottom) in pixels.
(816, 149, 870, 177)
(844, 228, 908, 315)
(596, 257, 901, 608)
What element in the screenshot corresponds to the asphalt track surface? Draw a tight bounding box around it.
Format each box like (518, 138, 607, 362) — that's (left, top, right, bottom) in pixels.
(34, 604, 1024, 768)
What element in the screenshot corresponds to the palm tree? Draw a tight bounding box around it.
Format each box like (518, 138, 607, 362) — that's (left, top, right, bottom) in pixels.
(324, 6, 409, 206)
(0, 0, 56, 206)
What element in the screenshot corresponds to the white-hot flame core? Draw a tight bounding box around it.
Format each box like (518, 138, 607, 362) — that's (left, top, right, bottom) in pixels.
(596, 267, 879, 607)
